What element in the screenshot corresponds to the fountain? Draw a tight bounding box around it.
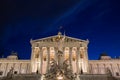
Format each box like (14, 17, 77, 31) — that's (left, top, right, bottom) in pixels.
(42, 50, 77, 80)
(41, 33, 78, 80)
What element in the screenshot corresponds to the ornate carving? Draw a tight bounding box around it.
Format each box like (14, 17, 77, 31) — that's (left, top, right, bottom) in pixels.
(43, 53, 77, 80)
(44, 59, 58, 80)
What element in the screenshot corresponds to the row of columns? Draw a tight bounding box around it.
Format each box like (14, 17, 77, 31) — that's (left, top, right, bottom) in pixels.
(31, 46, 88, 74)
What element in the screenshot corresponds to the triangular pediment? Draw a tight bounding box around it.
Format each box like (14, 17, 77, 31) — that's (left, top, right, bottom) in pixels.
(32, 35, 87, 43)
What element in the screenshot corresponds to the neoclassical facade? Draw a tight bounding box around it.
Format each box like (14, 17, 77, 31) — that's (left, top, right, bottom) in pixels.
(0, 54, 31, 77)
(30, 32, 89, 75)
(0, 32, 120, 79)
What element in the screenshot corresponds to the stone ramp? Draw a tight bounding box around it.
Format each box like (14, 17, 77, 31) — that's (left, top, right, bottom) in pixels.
(115, 77, 120, 80)
(0, 74, 41, 80)
(0, 74, 120, 80)
(79, 74, 116, 80)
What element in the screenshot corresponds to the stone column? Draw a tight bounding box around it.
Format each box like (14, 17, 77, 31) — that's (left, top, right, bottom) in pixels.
(47, 47, 50, 72)
(40, 47, 43, 74)
(110, 64, 114, 75)
(31, 47, 34, 73)
(85, 46, 89, 73)
(97, 64, 99, 74)
(31, 47, 34, 60)
(117, 64, 120, 74)
(63, 47, 65, 61)
(54, 47, 57, 63)
(31, 47, 37, 73)
(38, 47, 41, 73)
(76, 47, 80, 74)
(69, 47, 72, 71)
(89, 64, 92, 74)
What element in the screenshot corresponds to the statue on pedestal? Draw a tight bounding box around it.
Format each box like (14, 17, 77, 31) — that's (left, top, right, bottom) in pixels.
(6, 67, 14, 79)
(43, 32, 77, 80)
(57, 32, 65, 51)
(57, 32, 65, 69)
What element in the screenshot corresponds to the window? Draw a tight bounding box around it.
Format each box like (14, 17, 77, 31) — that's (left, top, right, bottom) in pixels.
(80, 53, 83, 58)
(43, 57, 46, 61)
(0, 71, 3, 75)
(14, 71, 18, 74)
(116, 72, 119, 76)
(73, 58, 76, 61)
(80, 44, 82, 47)
(35, 54, 39, 58)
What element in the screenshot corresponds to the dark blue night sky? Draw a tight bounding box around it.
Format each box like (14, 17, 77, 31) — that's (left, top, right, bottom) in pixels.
(1, 0, 120, 60)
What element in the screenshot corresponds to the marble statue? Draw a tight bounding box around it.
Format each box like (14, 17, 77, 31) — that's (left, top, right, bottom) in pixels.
(57, 32, 65, 52)
(7, 67, 14, 78)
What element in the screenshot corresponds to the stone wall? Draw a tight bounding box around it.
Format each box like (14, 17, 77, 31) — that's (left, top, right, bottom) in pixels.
(0, 59, 31, 77)
(0, 74, 41, 80)
(89, 59, 120, 77)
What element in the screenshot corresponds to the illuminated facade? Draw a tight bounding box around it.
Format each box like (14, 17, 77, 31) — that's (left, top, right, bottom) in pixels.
(0, 32, 120, 79)
(31, 32, 89, 75)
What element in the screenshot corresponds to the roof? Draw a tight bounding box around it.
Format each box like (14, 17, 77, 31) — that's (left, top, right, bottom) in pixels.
(30, 32, 89, 43)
